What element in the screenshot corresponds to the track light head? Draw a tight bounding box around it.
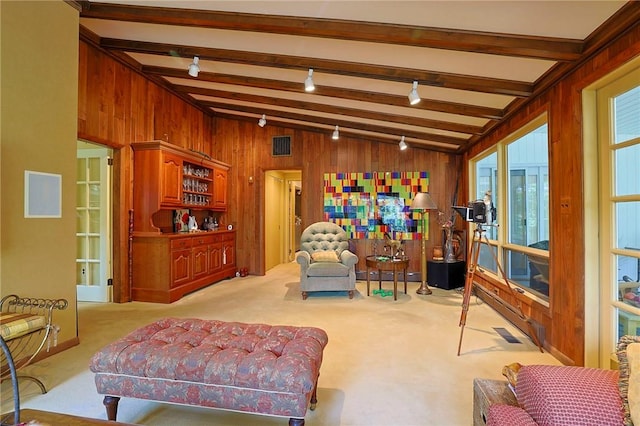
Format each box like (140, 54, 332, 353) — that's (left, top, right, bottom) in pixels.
(304, 68, 315, 92)
(258, 114, 267, 127)
(332, 125, 339, 140)
(399, 136, 408, 150)
(188, 56, 200, 77)
(408, 81, 421, 105)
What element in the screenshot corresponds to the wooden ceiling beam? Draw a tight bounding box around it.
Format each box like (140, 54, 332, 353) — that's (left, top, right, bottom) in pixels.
(81, 2, 583, 61)
(176, 84, 483, 135)
(213, 111, 458, 153)
(100, 38, 534, 97)
(145, 65, 504, 120)
(203, 101, 468, 146)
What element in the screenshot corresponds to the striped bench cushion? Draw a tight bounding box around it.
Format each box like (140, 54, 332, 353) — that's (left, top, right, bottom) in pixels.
(0, 312, 46, 341)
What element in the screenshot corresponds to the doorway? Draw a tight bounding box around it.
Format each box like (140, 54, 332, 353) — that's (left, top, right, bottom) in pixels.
(264, 170, 302, 271)
(76, 141, 113, 302)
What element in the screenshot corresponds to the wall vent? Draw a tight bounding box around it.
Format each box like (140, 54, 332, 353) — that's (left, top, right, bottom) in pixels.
(272, 135, 292, 157)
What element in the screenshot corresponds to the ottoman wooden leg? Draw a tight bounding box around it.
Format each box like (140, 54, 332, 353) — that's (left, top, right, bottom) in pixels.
(309, 375, 319, 410)
(289, 418, 305, 426)
(103, 395, 120, 421)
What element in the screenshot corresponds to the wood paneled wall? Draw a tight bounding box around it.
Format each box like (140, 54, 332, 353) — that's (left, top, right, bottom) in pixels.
(211, 119, 462, 276)
(465, 24, 640, 365)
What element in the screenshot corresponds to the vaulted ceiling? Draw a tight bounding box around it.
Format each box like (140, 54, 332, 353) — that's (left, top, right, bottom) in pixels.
(78, 1, 639, 153)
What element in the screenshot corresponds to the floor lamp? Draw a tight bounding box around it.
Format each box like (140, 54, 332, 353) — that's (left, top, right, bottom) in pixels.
(411, 192, 438, 295)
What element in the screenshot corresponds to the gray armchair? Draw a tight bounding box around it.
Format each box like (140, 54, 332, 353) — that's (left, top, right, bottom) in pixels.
(295, 222, 358, 299)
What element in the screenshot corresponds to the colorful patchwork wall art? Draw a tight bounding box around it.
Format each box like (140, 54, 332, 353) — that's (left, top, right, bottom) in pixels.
(323, 171, 430, 240)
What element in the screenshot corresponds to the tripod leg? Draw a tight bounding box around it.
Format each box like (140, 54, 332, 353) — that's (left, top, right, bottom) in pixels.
(457, 235, 481, 356)
(481, 234, 544, 353)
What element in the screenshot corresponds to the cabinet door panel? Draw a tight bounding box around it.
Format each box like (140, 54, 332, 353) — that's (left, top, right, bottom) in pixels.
(223, 242, 235, 267)
(161, 153, 182, 206)
(212, 168, 228, 210)
(171, 249, 192, 288)
(209, 243, 223, 274)
(192, 245, 209, 280)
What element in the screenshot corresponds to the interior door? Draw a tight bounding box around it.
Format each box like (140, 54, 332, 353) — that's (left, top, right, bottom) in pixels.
(76, 144, 112, 302)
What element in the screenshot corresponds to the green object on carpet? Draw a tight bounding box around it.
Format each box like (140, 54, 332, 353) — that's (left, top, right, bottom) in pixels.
(372, 289, 394, 297)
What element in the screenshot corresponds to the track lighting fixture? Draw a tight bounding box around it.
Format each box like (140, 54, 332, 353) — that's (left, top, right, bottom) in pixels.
(408, 81, 421, 105)
(399, 136, 408, 150)
(188, 56, 200, 77)
(258, 114, 267, 128)
(304, 69, 315, 92)
(332, 125, 339, 140)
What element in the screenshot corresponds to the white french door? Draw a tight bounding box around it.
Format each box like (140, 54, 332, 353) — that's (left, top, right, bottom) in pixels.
(76, 145, 112, 302)
(597, 65, 640, 366)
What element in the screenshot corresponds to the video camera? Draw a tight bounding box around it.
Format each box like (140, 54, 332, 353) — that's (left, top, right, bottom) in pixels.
(453, 191, 496, 225)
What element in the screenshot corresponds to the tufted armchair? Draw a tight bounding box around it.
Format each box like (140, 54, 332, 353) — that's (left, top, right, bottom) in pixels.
(485, 335, 640, 426)
(295, 222, 358, 300)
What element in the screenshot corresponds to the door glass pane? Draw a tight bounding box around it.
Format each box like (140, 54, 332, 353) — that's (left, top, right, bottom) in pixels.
(77, 211, 87, 234)
(89, 183, 101, 207)
(614, 144, 640, 196)
(89, 209, 100, 234)
(616, 202, 640, 250)
(618, 254, 640, 282)
(88, 236, 100, 259)
(618, 310, 640, 340)
(88, 158, 101, 181)
(89, 263, 100, 286)
(76, 183, 87, 207)
(77, 237, 86, 259)
(614, 85, 640, 144)
(77, 158, 86, 181)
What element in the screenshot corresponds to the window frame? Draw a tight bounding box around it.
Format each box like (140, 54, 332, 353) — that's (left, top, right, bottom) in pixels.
(468, 113, 550, 305)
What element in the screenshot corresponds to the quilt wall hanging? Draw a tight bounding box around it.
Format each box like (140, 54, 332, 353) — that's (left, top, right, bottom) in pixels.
(323, 171, 430, 240)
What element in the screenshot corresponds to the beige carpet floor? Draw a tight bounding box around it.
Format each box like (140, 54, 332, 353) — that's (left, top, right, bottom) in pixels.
(1, 262, 559, 425)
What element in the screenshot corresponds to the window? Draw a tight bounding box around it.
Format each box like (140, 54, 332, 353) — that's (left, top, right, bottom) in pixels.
(470, 115, 550, 299)
(597, 71, 640, 358)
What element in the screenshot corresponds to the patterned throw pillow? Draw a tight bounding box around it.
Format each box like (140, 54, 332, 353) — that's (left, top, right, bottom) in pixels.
(311, 251, 340, 262)
(617, 335, 640, 426)
(516, 365, 624, 425)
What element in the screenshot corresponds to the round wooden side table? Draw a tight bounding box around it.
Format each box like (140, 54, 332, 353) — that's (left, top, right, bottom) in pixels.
(365, 255, 409, 301)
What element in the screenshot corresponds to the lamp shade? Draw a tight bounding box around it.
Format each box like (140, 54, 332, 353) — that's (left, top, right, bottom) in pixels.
(411, 192, 438, 211)
(188, 56, 200, 77)
(304, 68, 315, 92)
(399, 136, 408, 150)
(408, 81, 421, 105)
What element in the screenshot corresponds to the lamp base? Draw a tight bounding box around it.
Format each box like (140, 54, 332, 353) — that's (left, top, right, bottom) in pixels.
(416, 282, 432, 295)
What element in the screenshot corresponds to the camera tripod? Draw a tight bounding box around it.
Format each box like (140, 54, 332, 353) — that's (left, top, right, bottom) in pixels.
(457, 223, 543, 355)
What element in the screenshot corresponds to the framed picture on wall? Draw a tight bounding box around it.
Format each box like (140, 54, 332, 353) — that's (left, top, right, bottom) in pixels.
(24, 170, 62, 218)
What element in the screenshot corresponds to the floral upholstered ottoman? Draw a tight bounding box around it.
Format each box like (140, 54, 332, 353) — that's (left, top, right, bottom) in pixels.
(90, 318, 328, 426)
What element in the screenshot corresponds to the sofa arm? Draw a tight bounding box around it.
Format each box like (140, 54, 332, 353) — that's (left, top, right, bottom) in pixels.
(486, 404, 537, 426)
(295, 251, 311, 269)
(515, 365, 624, 425)
(340, 250, 358, 267)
